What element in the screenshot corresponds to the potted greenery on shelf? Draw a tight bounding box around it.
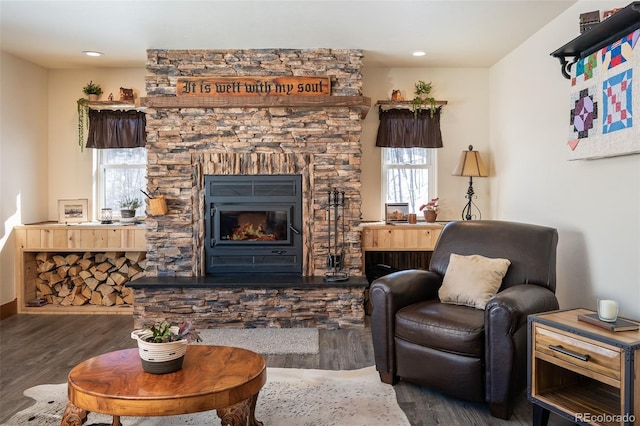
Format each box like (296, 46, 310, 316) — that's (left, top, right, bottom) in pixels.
(411, 80, 437, 118)
(83, 80, 103, 101)
(120, 195, 142, 220)
(131, 321, 201, 374)
(76, 81, 103, 152)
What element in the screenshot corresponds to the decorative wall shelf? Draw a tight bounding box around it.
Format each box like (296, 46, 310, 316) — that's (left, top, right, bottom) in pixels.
(551, 1, 640, 79)
(140, 95, 372, 118)
(376, 100, 448, 110)
(88, 100, 145, 111)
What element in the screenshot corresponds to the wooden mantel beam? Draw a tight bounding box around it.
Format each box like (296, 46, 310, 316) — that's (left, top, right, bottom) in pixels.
(140, 95, 372, 119)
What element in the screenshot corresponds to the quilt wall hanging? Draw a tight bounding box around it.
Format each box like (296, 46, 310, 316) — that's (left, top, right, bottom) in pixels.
(568, 29, 640, 160)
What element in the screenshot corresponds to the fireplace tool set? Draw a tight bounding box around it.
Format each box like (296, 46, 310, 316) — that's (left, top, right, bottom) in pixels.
(325, 189, 349, 282)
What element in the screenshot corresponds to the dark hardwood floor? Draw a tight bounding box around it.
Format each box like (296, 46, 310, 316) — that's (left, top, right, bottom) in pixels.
(0, 314, 574, 425)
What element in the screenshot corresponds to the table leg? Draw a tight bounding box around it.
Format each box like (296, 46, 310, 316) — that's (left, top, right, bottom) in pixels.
(216, 393, 263, 426)
(532, 404, 550, 426)
(246, 393, 262, 426)
(60, 402, 88, 426)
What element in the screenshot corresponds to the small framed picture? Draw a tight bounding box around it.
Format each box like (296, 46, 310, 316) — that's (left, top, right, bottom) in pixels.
(385, 203, 409, 223)
(58, 199, 89, 224)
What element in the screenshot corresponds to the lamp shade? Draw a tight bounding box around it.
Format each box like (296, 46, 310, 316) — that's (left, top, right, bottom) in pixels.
(452, 145, 488, 177)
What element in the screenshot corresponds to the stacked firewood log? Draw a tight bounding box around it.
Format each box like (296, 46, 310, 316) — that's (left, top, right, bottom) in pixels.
(34, 251, 145, 307)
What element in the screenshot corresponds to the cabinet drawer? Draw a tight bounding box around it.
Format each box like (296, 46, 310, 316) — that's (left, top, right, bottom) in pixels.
(361, 227, 439, 251)
(535, 325, 621, 381)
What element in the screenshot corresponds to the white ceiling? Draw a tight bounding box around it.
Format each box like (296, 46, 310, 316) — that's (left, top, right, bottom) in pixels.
(0, 0, 576, 70)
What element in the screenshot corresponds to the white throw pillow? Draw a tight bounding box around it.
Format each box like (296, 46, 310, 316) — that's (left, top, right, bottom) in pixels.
(438, 253, 511, 310)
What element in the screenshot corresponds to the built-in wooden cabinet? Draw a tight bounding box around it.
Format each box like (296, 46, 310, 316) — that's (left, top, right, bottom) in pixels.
(360, 222, 443, 274)
(14, 223, 146, 314)
(360, 222, 442, 252)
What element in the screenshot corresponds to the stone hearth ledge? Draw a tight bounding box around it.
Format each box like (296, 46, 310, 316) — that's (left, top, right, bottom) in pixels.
(129, 275, 368, 330)
(129, 275, 368, 288)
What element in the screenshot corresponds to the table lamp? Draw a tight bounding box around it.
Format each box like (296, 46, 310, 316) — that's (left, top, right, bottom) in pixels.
(452, 145, 488, 220)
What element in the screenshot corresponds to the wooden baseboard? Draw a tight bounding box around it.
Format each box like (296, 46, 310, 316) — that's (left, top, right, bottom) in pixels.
(0, 299, 18, 320)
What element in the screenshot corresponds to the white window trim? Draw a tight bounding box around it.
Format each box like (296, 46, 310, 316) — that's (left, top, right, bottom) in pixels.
(93, 149, 147, 220)
(92, 149, 101, 221)
(381, 147, 437, 213)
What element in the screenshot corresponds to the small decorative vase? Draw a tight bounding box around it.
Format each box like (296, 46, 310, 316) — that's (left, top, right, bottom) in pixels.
(88, 94, 99, 101)
(131, 330, 188, 374)
(120, 209, 136, 223)
(424, 210, 437, 223)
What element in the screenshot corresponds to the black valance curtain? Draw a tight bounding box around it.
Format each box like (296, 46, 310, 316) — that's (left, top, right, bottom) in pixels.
(86, 109, 146, 149)
(375, 107, 443, 148)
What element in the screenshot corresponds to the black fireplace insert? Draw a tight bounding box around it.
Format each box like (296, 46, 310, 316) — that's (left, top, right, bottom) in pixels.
(204, 174, 303, 274)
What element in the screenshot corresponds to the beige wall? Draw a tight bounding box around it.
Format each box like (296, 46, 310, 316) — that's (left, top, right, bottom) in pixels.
(490, 1, 640, 318)
(361, 68, 491, 222)
(47, 68, 147, 220)
(1, 52, 49, 305)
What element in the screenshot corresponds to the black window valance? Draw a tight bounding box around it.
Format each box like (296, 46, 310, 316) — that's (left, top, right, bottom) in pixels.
(375, 107, 443, 148)
(86, 109, 146, 149)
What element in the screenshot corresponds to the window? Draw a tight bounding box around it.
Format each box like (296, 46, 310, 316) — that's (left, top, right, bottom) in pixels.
(382, 147, 436, 214)
(94, 148, 147, 218)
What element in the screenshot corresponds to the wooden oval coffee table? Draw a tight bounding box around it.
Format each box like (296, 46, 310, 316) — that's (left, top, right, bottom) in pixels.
(61, 345, 266, 426)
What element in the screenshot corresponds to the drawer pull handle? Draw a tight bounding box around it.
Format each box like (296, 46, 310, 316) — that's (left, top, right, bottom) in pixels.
(548, 344, 590, 362)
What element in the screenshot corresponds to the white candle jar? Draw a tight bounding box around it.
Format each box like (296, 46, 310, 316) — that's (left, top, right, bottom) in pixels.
(597, 299, 618, 322)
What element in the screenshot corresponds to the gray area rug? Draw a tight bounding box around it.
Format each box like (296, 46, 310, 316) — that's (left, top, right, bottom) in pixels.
(195, 327, 319, 354)
(1, 366, 409, 426)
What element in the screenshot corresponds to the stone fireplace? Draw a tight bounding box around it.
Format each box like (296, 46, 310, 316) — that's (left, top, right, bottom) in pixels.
(131, 49, 369, 329)
(143, 48, 366, 277)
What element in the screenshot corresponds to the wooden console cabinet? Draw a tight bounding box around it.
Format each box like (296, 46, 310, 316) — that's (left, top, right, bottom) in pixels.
(528, 308, 640, 426)
(360, 222, 443, 273)
(14, 223, 146, 314)
(360, 222, 442, 252)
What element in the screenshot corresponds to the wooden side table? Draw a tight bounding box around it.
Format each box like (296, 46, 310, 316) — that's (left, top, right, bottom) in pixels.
(61, 345, 266, 426)
(528, 308, 640, 426)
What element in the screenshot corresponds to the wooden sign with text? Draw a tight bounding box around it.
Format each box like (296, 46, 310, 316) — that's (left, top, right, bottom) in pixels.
(177, 76, 331, 97)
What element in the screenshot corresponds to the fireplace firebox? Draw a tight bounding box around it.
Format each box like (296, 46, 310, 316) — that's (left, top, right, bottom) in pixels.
(204, 175, 303, 274)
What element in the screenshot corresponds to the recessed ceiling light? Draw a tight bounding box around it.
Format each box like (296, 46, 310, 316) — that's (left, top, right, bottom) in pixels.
(412, 51, 426, 57)
(82, 51, 104, 57)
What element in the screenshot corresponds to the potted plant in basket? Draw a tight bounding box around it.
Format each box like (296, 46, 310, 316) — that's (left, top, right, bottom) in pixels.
(131, 321, 201, 374)
(120, 195, 142, 221)
(419, 197, 439, 222)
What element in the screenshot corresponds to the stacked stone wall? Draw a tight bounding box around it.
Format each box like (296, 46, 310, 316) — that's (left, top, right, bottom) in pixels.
(144, 49, 365, 278)
(133, 286, 365, 330)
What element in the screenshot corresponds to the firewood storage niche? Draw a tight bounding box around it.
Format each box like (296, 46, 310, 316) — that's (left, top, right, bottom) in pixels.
(14, 224, 146, 314)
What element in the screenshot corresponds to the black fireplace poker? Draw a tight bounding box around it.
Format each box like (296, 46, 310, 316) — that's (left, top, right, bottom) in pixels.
(325, 189, 349, 282)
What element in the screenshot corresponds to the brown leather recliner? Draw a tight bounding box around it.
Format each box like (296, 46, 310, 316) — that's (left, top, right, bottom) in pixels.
(370, 220, 559, 419)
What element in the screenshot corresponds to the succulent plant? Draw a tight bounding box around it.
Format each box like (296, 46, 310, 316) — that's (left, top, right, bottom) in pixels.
(142, 321, 201, 343)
